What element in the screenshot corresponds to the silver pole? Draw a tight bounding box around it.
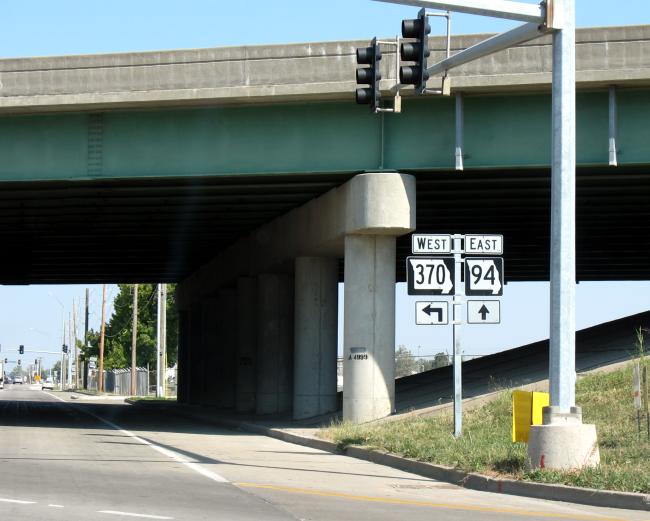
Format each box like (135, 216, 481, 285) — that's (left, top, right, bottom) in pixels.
(549, 0, 576, 412)
(455, 93, 464, 171)
(426, 21, 548, 78)
(609, 86, 618, 167)
(156, 284, 163, 398)
(452, 235, 464, 437)
(372, 0, 546, 23)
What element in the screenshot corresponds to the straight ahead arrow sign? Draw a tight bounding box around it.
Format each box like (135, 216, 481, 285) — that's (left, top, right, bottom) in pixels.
(478, 304, 490, 320)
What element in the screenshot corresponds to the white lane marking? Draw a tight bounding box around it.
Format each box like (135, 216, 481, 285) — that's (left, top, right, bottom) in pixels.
(0, 498, 36, 504)
(48, 504, 64, 508)
(42, 391, 229, 484)
(98, 510, 173, 519)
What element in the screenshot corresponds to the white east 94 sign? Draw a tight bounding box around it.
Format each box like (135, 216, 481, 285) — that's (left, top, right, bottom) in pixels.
(464, 257, 504, 296)
(406, 257, 455, 295)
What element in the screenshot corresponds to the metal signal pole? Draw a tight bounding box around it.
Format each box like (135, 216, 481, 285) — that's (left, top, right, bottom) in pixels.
(98, 284, 107, 393)
(84, 288, 89, 389)
(130, 284, 139, 396)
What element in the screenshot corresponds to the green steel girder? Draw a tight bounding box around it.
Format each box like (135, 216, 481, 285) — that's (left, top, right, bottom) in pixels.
(0, 89, 649, 183)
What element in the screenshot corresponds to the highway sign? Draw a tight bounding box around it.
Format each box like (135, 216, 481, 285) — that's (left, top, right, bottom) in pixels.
(415, 302, 449, 325)
(467, 300, 500, 324)
(465, 257, 504, 296)
(411, 234, 452, 254)
(407, 256, 455, 295)
(464, 234, 503, 255)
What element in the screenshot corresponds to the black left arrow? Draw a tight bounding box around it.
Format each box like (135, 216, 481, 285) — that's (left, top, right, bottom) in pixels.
(423, 305, 443, 322)
(478, 304, 490, 320)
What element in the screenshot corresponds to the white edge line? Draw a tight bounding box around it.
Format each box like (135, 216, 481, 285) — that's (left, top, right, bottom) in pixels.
(48, 504, 65, 508)
(42, 391, 229, 484)
(98, 511, 173, 520)
(0, 498, 37, 504)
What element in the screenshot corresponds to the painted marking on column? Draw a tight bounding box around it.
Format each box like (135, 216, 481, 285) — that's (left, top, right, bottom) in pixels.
(43, 391, 229, 484)
(98, 511, 173, 520)
(0, 498, 36, 504)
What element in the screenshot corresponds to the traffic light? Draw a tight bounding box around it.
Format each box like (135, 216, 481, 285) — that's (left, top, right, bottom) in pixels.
(35, 359, 38, 366)
(62, 344, 68, 354)
(355, 37, 382, 111)
(17, 360, 21, 366)
(18, 345, 24, 355)
(3, 358, 7, 364)
(400, 9, 431, 94)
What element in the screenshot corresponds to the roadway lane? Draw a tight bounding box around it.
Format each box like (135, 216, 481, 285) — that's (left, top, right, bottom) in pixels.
(0, 386, 646, 521)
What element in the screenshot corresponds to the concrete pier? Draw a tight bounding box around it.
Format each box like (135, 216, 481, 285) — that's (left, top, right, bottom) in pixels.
(293, 257, 339, 420)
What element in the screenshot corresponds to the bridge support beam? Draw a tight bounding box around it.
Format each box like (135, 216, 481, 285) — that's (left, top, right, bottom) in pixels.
(343, 235, 396, 423)
(293, 257, 338, 420)
(216, 288, 237, 409)
(256, 273, 294, 415)
(236, 277, 258, 413)
(178, 171, 416, 423)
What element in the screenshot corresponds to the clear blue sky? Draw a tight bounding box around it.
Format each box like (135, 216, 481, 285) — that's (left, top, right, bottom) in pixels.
(1, 0, 648, 59)
(1, 1, 649, 370)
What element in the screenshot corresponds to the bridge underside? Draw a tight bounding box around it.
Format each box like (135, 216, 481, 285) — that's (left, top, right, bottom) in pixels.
(1, 165, 648, 285)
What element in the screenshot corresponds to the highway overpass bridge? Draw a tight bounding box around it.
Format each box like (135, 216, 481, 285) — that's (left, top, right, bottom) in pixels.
(1, 25, 649, 423)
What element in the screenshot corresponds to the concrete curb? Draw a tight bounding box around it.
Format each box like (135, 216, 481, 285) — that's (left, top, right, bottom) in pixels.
(128, 401, 650, 512)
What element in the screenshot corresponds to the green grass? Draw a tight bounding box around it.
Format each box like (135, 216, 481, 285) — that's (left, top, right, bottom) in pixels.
(127, 396, 177, 402)
(320, 361, 650, 494)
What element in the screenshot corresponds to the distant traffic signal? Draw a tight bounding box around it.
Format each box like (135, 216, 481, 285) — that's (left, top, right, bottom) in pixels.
(3, 358, 7, 364)
(62, 344, 68, 354)
(355, 37, 382, 112)
(17, 360, 21, 366)
(400, 9, 431, 94)
(18, 345, 24, 355)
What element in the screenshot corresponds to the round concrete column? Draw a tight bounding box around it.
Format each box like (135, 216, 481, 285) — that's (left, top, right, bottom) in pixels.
(256, 273, 294, 415)
(293, 257, 339, 420)
(236, 277, 257, 413)
(343, 234, 396, 423)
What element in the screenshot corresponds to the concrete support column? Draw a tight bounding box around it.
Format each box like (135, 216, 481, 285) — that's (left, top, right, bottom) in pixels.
(177, 310, 189, 403)
(256, 273, 294, 415)
(293, 257, 338, 420)
(343, 234, 396, 423)
(236, 277, 257, 412)
(188, 302, 203, 405)
(200, 297, 220, 405)
(216, 288, 237, 409)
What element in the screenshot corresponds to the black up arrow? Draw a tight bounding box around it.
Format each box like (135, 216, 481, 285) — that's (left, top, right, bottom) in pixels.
(423, 305, 443, 322)
(478, 304, 490, 320)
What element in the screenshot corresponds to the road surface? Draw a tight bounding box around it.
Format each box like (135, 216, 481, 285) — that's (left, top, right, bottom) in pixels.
(0, 385, 645, 521)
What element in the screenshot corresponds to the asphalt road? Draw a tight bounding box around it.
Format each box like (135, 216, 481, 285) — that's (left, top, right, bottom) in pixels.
(0, 385, 646, 521)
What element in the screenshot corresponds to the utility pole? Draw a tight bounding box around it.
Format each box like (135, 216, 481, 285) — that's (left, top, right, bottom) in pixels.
(68, 312, 73, 388)
(73, 299, 79, 389)
(156, 284, 162, 398)
(61, 319, 66, 390)
(130, 284, 139, 396)
(98, 284, 107, 393)
(84, 288, 89, 389)
(161, 284, 167, 396)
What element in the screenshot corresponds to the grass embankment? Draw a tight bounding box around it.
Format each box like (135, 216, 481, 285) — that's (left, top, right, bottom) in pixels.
(320, 361, 650, 493)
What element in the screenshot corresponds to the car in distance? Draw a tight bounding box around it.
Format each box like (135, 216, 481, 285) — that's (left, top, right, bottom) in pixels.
(41, 377, 54, 391)
(13, 376, 23, 384)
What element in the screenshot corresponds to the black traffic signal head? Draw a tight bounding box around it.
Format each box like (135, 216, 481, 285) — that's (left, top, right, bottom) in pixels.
(400, 9, 431, 93)
(18, 345, 24, 355)
(355, 37, 382, 111)
(62, 344, 68, 354)
(17, 359, 21, 366)
(3, 358, 7, 364)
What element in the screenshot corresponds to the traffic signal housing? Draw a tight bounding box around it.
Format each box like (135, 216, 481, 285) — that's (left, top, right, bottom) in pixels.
(18, 345, 24, 355)
(17, 360, 21, 366)
(355, 37, 382, 112)
(400, 9, 431, 94)
(62, 344, 68, 354)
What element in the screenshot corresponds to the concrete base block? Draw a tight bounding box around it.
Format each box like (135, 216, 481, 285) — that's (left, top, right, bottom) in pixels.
(527, 406, 600, 470)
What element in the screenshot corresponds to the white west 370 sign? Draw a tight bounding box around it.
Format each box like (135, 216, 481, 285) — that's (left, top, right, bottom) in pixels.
(406, 257, 455, 295)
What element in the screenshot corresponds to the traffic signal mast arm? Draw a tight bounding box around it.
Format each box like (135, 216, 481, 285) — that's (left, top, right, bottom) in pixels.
(372, 0, 547, 24)
(425, 20, 551, 79)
